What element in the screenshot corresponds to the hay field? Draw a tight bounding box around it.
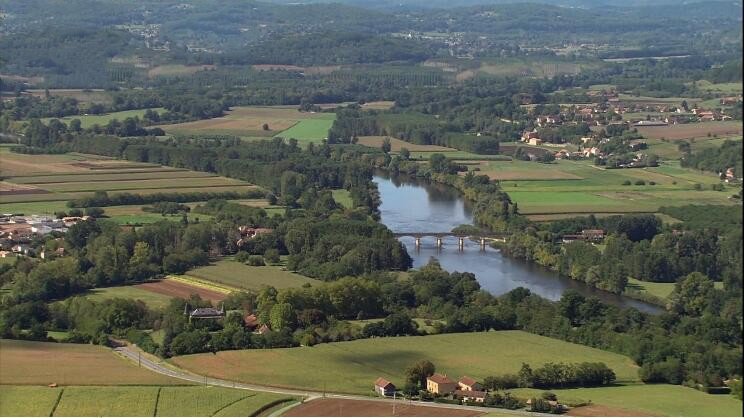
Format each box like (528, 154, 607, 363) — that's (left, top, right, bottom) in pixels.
(172, 331, 640, 395)
(0, 340, 184, 386)
(163, 106, 332, 138)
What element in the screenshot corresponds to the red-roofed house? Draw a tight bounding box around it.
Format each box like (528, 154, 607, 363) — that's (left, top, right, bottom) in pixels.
(374, 377, 396, 397)
(458, 376, 483, 392)
(426, 374, 457, 395)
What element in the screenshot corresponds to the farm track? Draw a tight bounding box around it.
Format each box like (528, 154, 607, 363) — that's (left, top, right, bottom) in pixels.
(113, 345, 546, 417)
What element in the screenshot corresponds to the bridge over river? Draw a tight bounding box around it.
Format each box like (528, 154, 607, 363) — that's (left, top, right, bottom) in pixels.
(393, 232, 507, 250)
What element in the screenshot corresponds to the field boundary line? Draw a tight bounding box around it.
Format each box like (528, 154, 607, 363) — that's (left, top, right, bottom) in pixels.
(167, 275, 237, 294)
(210, 393, 256, 416)
(246, 397, 296, 417)
(49, 387, 64, 417)
(153, 386, 162, 417)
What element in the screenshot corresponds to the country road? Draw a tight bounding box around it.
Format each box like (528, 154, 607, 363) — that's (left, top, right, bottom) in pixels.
(113, 345, 546, 417)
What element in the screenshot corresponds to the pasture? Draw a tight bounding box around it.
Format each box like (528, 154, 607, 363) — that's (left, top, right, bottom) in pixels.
(636, 121, 742, 141)
(183, 260, 321, 291)
(469, 159, 736, 217)
(0, 339, 184, 386)
(331, 189, 353, 208)
(162, 106, 333, 140)
(645, 136, 741, 160)
(513, 384, 742, 417)
(172, 331, 640, 395)
(0, 385, 296, 417)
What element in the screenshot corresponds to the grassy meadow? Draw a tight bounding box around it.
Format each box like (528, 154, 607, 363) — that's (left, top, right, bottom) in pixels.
(275, 113, 336, 143)
(172, 331, 640, 394)
(183, 260, 322, 291)
(0, 385, 296, 417)
(81, 286, 175, 310)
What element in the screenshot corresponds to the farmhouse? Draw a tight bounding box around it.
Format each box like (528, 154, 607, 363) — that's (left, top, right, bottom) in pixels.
(458, 376, 483, 392)
(185, 304, 225, 322)
(426, 374, 457, 395)
(374, 377, 396, 397)
(454, 389, 487, 403)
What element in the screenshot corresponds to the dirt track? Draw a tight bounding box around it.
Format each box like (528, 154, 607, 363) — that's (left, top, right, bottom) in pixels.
(283, 398, 484, 417)
(135, 279, 226, 303)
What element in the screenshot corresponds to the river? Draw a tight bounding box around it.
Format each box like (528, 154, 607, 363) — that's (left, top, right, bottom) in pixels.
(374, 173, 662, 314)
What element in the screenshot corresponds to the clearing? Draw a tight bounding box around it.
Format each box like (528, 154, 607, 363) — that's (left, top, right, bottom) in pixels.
(275, 114, 336, 143)
(42, 108, 167, 129)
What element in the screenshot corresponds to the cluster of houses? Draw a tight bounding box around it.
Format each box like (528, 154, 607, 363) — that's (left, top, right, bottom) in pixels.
(374, 374, 489, 403)
(0, 214, 89, 258)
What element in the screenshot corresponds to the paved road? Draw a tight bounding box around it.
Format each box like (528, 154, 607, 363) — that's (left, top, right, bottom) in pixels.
(114, 345, 545, 416)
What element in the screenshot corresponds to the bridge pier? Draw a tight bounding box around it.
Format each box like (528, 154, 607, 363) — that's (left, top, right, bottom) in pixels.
(415, 237, 421, 248)
(436, 237, 443, 248)
(480, 237, 486, 251)
(458, 237, 464, 251)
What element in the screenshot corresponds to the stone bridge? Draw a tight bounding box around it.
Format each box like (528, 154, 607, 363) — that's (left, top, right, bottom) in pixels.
(392, 232, 507, 250)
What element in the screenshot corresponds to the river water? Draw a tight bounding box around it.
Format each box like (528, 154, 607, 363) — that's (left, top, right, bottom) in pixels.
(374, 174, 661, 313)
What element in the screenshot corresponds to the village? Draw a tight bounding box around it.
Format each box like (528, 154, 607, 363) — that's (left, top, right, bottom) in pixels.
(0, 214, 90, 259)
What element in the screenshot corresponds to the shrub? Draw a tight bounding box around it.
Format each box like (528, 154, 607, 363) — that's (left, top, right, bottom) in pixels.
(634, 180, 646, 186)
(247, 255, 265, 266)
(264, 248, 280, 264)
(622, 180, 632, 185)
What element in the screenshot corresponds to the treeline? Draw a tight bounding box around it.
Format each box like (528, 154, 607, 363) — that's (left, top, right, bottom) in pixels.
(483, 362, 616, 390)
(67, 190, 265, 209)
(328, 108, 501, 154)
(681, 139, 742, 177)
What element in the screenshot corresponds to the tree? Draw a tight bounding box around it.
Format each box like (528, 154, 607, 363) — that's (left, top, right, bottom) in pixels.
(269, 302, 295, 330)
(381, 137, 392, 153)
(405, 360, 436, 388)
(669, 272, 716, 316)
(399, 147, 410, 160)
(262, 123, 270, 131)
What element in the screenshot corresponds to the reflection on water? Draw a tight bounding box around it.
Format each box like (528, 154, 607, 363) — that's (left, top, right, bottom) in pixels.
(374, 173, 661, 314)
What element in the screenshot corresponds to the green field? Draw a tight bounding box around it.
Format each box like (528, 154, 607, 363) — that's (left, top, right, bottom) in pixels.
(626, 277, 723, 302)
(82, 286, 175, 310)
(184, 260, 321, 291)
(331, 189, 353, 208)
(691, 80, 743, 94)
(172, 331, 640, 394)
(513, 384, 742, 417)
(0, 385, 296, 417)
(42, 108, 166, 129)
(275, 114, 336, 143)
(474, 159, 736, 216)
